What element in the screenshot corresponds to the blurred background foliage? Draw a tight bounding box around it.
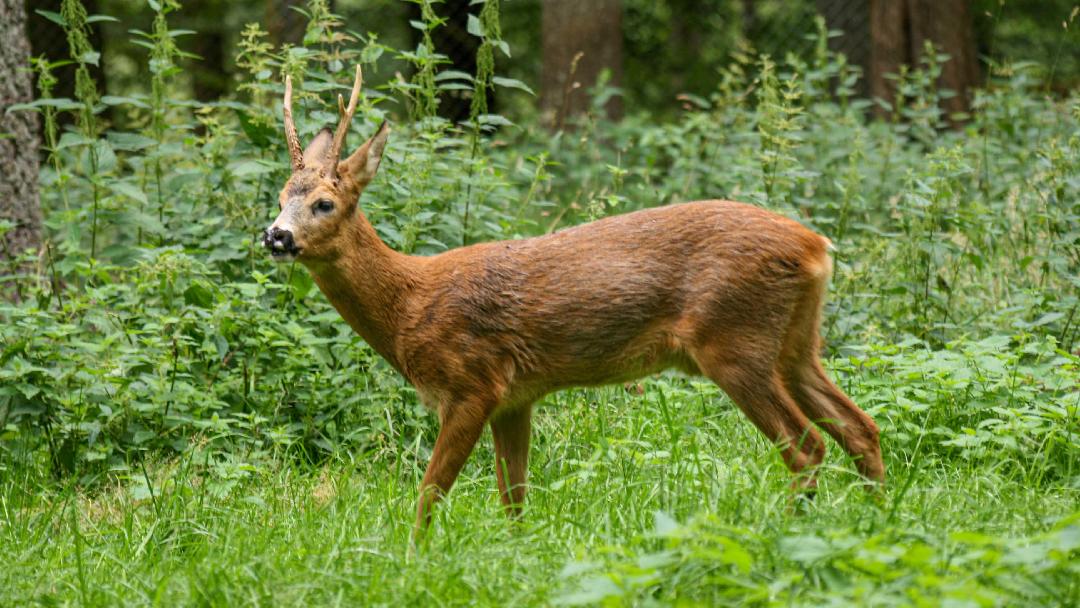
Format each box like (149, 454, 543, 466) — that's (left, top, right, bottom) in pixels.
(23, 0, 1080, 126)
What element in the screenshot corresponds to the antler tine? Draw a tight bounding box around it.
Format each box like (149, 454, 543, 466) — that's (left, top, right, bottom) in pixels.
(326, 65, 363, 176)
(283, 75, 304, 172)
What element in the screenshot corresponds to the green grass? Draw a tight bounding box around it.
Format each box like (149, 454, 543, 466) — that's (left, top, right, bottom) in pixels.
(4, 367, 1077, 606)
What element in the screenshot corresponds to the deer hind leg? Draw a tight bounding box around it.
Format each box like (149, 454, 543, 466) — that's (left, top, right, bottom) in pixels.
(783, 357, 884, 484)
(779, 277, 885, 484)
(693, 343, 826, 495)
(490, 403, 532, 519)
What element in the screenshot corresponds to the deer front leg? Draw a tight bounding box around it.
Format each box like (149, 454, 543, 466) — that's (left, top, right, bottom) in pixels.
(490, 404, 532, 518)
(413, 400, 490, 540)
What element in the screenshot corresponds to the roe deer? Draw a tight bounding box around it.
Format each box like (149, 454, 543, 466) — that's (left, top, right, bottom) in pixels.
(264, 66, 884, 536)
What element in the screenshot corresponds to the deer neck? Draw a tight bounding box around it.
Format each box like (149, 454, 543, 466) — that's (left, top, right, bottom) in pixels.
(304, 213, 418, 371)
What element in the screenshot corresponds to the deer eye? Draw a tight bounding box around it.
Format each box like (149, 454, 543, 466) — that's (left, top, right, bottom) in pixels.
(313, 199, 335, 215)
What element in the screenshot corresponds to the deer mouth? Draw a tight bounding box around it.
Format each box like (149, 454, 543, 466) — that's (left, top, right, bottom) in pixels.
(263, 228, 303, 261)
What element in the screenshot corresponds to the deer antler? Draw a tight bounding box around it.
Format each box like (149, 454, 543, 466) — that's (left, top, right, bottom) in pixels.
(325, 65, 363, 178)
(283, 74, 304, 172)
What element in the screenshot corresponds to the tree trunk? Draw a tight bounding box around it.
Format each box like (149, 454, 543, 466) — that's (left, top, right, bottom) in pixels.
(870, 0, 980, 122)
(909, 0, 979, 119)
(541, 0, 623, 126)
(0, 0, 42, 275)
(869, 0, 906, 112)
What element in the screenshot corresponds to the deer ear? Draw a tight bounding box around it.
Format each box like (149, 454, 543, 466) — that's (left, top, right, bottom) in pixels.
(302, 128, 334, 167)
(341, 121, 390, 188)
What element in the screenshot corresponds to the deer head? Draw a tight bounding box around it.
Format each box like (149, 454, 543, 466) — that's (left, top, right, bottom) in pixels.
(263, 65, 390, 263)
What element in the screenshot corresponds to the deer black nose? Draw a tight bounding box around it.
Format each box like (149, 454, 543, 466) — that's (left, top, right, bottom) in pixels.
(263, 227, 299, 256)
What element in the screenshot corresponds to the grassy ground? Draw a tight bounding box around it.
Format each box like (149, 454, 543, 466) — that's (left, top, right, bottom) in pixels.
(4, 366, 1077, 606)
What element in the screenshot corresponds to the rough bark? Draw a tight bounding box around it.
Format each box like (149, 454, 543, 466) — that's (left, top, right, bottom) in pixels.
(870, 0, 980, 122)
(0, 0, 42, 267)
(541, 0, 623, 126)
(911, 0, 980, 118)
(870, 0, 906, 109)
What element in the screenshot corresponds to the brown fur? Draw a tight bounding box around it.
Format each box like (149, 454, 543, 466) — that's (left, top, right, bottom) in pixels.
(268, 118, 885, 538)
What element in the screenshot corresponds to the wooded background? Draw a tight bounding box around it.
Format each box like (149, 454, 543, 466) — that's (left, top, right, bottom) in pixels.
(17, 0, 1080, 119)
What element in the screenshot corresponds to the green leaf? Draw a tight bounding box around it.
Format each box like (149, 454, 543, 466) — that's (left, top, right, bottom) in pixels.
(437, 83, 473, 92)
(477, 114, 514, 128)
(289, 269, 315, 301)
(34, 9, 65, 27)
(184, 282, 215, 308)
(467, 14, 484, 38)
(79, 51, 101, 67)
(229, 160, 277, 177)
(653, 510, 681, 537)
(435, 70, 474, 82)
(107, 131, 158, 151)
(132, 430, 156, 445)
(236, 110, 276, 148)
(94, 140, 118, 173)
(110, 182, 149, 206)
(1032, 312, 1064, 326)
(555, 575, 621, 606)
(129, 482, 153, 501)
(780, 535, 833, 564)
(492, 77, 534, 95)
(242, 495, 267, 508)
(57, 132, 94, 150)
(101, 95, 151, 109)
(5, 99, 82, 113)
